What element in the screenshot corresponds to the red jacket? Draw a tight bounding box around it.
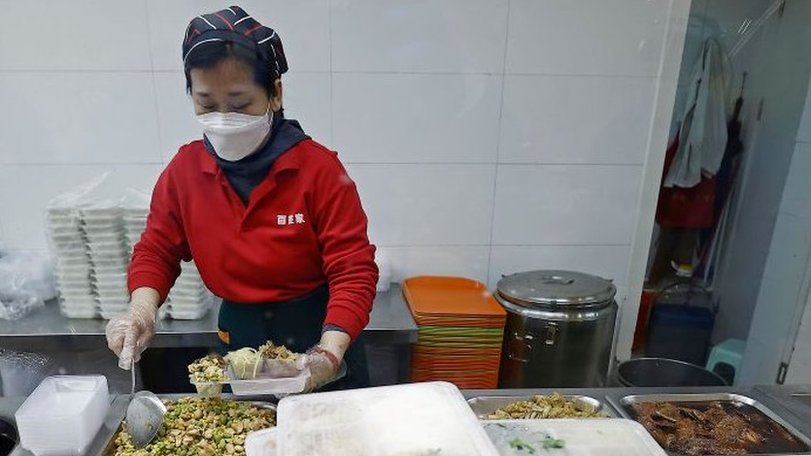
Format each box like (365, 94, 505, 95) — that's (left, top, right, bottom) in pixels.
(129, 139, 378, 340)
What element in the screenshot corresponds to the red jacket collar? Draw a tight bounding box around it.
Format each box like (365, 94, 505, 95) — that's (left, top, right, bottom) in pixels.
(198, 140, 303, 176)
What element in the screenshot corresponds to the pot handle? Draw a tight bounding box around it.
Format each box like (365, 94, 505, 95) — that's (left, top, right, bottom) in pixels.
(507, 331, 533, 363)
(544, 322, 559, 346)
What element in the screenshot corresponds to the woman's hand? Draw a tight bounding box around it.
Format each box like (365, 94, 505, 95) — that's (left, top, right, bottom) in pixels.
(105, 287, 161, 369)
(304, 330, 350, 391)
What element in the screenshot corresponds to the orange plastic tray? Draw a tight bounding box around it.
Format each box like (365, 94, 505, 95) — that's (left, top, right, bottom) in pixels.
(403, 276, 506, 318)
(412, 346, 503, 357)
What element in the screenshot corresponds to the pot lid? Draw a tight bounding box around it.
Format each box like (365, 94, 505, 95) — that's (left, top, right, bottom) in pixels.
(496, 270, 616, 308)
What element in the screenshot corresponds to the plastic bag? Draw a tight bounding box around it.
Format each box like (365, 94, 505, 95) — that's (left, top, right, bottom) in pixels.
(0, 252, 56, 320)
(0, 349, 53, 396)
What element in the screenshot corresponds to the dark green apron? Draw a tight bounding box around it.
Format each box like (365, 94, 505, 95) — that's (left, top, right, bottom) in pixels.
(216, 286, 370, 390)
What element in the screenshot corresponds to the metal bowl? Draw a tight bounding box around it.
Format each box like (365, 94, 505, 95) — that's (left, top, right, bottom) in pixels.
(617, 357, 727, 387)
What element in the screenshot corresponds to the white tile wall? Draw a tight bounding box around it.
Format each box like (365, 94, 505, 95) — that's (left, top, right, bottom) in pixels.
(283, 72, 333, 146)
(153, 72, 199, 162)
(331, 0, 509, 74)
(0, 165, 162, 250)
(798, 83, 811, 143)
(146, 0, 331, 72)
(333, 73, 502, 163)
(492, 165, 643, 245)
(0, 1, 151, 71)
(348, 164, 495, 246)
(740, 274, 802, 384)
(506, 0, 669, 77)
(499, 75, 656, 164)
(488, 245, 630, 289)
(762, 213, 811, 286)
(0, 0, 686, 365)
(0, 72, 161, 165)
(780, 142, 811, 218)
(381, 246, 490, 284)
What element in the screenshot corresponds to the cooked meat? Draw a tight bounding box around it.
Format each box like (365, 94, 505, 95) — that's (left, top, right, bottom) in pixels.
(630, 400, 808, 455)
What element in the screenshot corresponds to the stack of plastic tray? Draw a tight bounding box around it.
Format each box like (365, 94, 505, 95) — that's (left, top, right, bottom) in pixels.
(82, 206, 131, 319)
(165, 261, 214, 320)
(404, 276, 506, 389)
(15, 375, 110, 456)
(123, 206, 147, 253)
(47, 208, 97, 318)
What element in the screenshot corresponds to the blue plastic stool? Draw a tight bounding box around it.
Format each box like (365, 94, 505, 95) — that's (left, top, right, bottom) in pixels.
(706, 339, 746, 384)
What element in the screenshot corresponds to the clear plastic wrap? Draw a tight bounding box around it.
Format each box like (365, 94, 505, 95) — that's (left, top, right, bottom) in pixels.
(45, 174, 214, 321)
(0, 350, 53, 396)
(0, 252, 57, 320)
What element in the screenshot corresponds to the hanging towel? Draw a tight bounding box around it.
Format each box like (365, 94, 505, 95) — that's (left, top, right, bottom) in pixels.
(665, 38, 730, 188)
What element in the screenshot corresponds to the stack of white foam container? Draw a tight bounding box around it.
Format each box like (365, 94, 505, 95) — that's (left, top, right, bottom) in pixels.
(47, 207, 96, 318)
(48, 185, 214, 320)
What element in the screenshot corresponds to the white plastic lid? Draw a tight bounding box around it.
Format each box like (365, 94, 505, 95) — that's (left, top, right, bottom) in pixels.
(482, 419, 667, 455)
(277, 381, 498, 456)
(245, 428, 278, 456)
(16, 376, 108, 420)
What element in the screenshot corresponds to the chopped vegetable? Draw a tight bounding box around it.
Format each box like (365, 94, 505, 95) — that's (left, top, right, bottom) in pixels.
(224, 347, 264, 379)
(259, 341, 299, 361)
(188, 354, 226, 382)
(111, 397, 275, 456)
(488, 393, 605, 420)
(509, 437, 536, 454)
(541, 436, 565, 450)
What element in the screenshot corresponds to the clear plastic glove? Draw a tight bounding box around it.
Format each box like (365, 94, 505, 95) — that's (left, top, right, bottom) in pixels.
(303, 346, 341, 392)
(105, 293, 159, 370)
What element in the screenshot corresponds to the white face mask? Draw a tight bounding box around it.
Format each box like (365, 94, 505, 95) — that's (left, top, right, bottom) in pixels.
(197, 103, 273, 161)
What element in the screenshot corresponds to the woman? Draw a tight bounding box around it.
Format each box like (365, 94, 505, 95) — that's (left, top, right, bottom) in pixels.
(106, 6, 378, 391)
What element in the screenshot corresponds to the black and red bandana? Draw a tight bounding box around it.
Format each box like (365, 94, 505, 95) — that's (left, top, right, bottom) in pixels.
(182, 5, 288, 76)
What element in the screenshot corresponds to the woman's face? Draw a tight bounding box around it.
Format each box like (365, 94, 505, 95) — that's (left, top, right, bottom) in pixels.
(189, 57, 282, 116)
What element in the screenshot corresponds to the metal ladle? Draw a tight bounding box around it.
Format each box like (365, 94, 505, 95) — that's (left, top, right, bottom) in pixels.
(125, 361, 166, 448)
(126, 389, 166, 448)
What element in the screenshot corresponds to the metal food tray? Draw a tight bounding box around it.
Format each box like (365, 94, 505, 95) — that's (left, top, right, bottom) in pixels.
(467, 394, 618, 419)
(607, 392, 811, 456)
(756, 385, 811, 417)
(102, 398, 276, 455)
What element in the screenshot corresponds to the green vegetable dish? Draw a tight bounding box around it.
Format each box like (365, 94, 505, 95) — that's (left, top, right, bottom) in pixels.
(110, 397, 275, 456)
(508, 435, 566, 454)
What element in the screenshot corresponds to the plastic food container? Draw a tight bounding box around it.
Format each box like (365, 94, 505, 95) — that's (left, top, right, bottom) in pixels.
(277, 381, 498, 456)
(190, 366, 311, 396)
(15, 375, 110, 456)
(245, 428, 278, 456)
(481, 419, 666, 455)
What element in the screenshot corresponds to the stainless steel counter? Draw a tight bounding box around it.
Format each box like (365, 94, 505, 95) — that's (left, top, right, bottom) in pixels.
(756, 384, 811, 438)
(1, 385, 810, 455)
(0, 284, 417, 351)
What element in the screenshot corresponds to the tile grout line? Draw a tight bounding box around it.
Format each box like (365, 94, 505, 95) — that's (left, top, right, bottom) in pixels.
(377, 243, 632, 248)
(344, 161, 645, 167)
(0, 68, 659, 79)
(328, 0, 335, 147)
(1, 161, 645, 167)
(143, 0, 165, 165)
(485, 0, 512, 286)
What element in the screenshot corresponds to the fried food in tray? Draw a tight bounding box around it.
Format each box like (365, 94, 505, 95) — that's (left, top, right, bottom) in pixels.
(109, 397, 275, 456)
(487, 393, 606, 420)
(630, 400, 808, 455)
